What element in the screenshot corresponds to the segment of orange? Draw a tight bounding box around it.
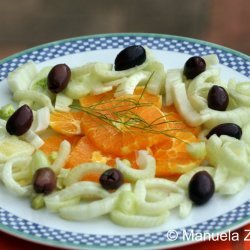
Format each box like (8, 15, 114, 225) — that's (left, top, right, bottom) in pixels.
(79, 86, 162, 109)
(50, 111, 83, 136)
(152, 130, 202, 177)
(40, 135, 81, 155)
(79, 90, 115, 107)
(133, 86, 162, 108)
(162, 105, 200, 136)
(65, 136, 114, 169)
(81, 98, 171, 156)
(40, 135, 64, 155)
(120, 105, 170, 154)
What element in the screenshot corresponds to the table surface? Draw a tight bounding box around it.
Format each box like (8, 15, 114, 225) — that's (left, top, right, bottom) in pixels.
(1, 223, 250, 250)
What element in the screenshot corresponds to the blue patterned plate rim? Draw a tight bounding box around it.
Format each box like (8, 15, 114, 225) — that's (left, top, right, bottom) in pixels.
(0, 33, 249, 250)
(0, 33, 249, 65)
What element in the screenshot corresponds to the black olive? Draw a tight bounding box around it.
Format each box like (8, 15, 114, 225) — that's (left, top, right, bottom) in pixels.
(114, 45, 146, 71)
(206, 123, 242, 139)
(33, 167, 57, 195)
(47, 64, 71, 93)
(99, 168, 124, 190)
(207, 85, 229, 111)
(188, 171, 215, 205)
(6, 104, 33, 136)
(183, 56, 206, 79)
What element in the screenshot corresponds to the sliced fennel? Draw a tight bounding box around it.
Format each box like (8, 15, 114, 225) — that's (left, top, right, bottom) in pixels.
(187, 82, 211, 112)
(31, 107, 50, 133)
(110, 210, 169, 228)
(13, 90, 54, 111)
(145, 61, 166, 95)
(93, 48, 154, 81)
(29, 66, 52, 95)
(64, 162, 110, 186)
(0, 136, 35, 163)
(64, 63, 107, 99)
(115, 191, 137, 214)
(50, 140, 71, 174)
(234, 81, 250, 95)
(71, 63, 97, 77)
(146, 188, 171, 202)
(57, 184, 132, 221)
(31, 194, 45, 210)
(228, 86, 250, 107)
(179, 198, 192, 218)
(242, 123, 250, 145)
(114, 71, 151, 97)
(165, 69, 183, 106)
(218, 175, 247, 195)
(103, 77, 127, 88)
(0, 104, 15, 120)
(64, 73, 91, 99)
(202, 54, 219, 67)
(0, 118, 8, 140)
(141, 178, 184, 193)
(186, 142, 206, 160)
(21, 130, 44, 149)
(136, 192, 184, 216)
(176, 166, 215, 190)
(1, 156, 32, 197)
(187, 69, 221, 111)
(44, 181, 110, 212)
(116, 150, 156, 182)
(8, 62, 37, 92)
(134, 179, 184, 216)
(55, 93, 73, 112)
(213, 164, 229, 191)
(56, 168, 69, 190)
(29, 150, 51, 175)
(59, 195, 119, 221)
(206, 135, 250, 182)
(172, 82, 203, 126)
(219, 139, 250, 176)
(205, 134, 223, 166)
(201, 107, 250, 129)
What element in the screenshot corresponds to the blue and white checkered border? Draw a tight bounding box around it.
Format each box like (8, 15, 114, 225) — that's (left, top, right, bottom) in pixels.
(0, 33, 249, 249)
(1, 200, 250, 249)
(0, 34, 249, 80)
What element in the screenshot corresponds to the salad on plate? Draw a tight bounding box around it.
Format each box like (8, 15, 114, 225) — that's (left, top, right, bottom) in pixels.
(0, 44, 250, 228)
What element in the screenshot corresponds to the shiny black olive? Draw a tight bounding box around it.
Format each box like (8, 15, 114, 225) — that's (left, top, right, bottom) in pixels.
(114, 45, 146, 71)
(207, 85, 229, 111)
(33, 167, 57, 195)
(47, 64, 71, 93)
(6, 104, 33, 136)
(206, 123, 242, 139)
(99, 168, 124, 190)
(188, 171, 215, 205)
(183, 56, 206, 79)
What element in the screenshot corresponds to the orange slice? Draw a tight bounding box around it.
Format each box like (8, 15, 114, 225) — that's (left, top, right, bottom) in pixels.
(40, 135, 80, 155)
(65, 136, 113, 169)
(50, 111, 83, 136)
(152, 130, 202, 177)
(81, 97, 171, 156)
(79, 86, 162, 109)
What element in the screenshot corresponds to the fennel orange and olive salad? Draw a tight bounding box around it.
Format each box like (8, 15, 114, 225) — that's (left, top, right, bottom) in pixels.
(0, 45, 249, 228)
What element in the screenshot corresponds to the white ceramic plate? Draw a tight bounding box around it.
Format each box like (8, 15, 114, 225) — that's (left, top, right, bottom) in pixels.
(0, 33, 249, 250)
